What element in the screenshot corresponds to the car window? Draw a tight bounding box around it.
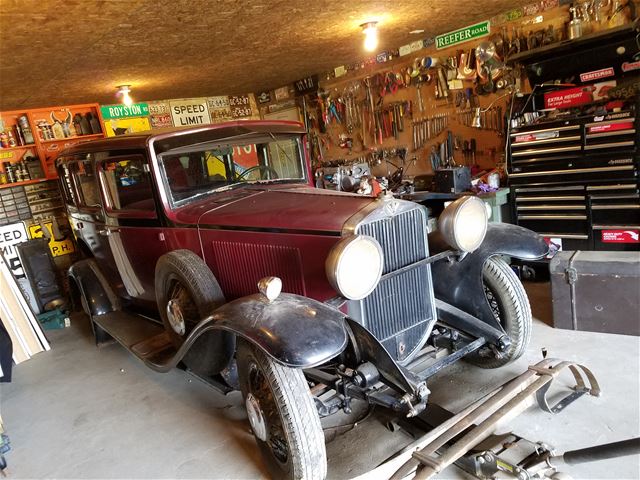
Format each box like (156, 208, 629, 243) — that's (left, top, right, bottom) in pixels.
(100, 157, 155, 212)
(158, 135, 305, 206)
(69, 159, 100, 208)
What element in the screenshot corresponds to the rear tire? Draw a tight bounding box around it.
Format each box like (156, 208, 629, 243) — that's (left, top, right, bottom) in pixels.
(237, 340, 327, 480)
(155, 249, 232, 376)
(467, 257, 532, 369)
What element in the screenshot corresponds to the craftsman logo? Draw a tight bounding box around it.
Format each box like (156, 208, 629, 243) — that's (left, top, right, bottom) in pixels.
(435, 21, 490, 49)
(622, 61, 640, 72)
(601, 230, 640, 243)
(579, 67, 614, 83)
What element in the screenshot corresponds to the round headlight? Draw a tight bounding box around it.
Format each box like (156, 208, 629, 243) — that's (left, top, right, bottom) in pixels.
(438, 196, 488, 252)
(325, 235, 383, 300)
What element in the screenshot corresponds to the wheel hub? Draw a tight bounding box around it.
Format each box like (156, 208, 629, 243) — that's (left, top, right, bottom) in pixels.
(245, 393, 267, 441)
(166, 299, 186, 336)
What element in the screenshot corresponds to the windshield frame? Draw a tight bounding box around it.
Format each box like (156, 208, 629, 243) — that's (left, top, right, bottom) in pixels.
(156, 133, 308, 209)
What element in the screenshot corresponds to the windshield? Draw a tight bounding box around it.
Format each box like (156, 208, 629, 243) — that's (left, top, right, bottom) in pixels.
(158, 135, 306, 206)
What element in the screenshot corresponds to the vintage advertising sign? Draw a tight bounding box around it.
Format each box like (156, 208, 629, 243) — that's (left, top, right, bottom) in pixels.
(257, 91, 271, 104)
(294, 75, 319, 96)
(207, 96, 232, 123)
(148, 101, 173, 129)
(100, 103, 149, 120)
(601, 230, 640, 243)
(104, 117, 151, 137)
(28, 223, 75, 257)
(169, 98, 210, 126)
(436, 21, 490, 49)
(579, 67, 615, 83)
(229, 95, 253, 118)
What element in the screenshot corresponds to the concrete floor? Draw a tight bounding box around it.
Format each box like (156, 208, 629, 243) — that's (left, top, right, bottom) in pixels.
(1, 282, 639, 479)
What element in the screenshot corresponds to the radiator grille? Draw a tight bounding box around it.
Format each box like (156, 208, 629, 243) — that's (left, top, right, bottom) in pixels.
(352, 206, 436, 364)
(211, 241, 305, 299)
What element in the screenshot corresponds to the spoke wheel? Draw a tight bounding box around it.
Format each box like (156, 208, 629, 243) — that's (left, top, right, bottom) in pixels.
(467, 257, 532, 369)
(237, 340, 326, 480)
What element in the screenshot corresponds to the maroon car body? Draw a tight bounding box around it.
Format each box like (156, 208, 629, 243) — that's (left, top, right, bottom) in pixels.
(57, 120, 546, 480)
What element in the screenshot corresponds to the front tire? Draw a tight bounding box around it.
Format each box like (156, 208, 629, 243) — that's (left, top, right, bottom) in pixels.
(237, 340, 327, 480)
(467, 257, 532, 369)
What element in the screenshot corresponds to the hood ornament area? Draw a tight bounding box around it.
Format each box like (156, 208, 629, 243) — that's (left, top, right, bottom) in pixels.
(377, 190, 400, 217)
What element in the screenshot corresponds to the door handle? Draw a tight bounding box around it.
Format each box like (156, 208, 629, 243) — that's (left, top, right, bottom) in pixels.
(98, 227, 120, 236)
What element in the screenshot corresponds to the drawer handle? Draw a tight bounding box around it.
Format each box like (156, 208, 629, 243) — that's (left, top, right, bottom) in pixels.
(584, 141, 635, 150)
(516, 196, 585, 202)
(592, 204, 640, 210)
(511, 145, 581, 157)
(517, 205, 585, 211)
(510, 125, 580, 137)
(518, 215, 587, 220)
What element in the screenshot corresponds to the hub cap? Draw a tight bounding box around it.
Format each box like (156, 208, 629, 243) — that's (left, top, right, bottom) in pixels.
(245, 393, 267, 441)
(166, 299, 185, 336)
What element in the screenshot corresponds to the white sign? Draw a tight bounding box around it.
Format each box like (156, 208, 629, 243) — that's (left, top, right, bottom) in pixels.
(0, 222, 29, 278)
(169, 98, 210, 127)
(0, 222, 40, 313)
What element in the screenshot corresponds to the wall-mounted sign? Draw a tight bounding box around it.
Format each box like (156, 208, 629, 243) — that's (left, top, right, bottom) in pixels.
(0, 222, 39, 313)
(207, 96, 232, 123)
(100, 103, 149, 120)
(148, 101, 172, 129)
(229, 95, 253, 118)
(435, 21, 490, 49)
(622, 60, 640, 72)
(169, 98, 210, 126)
(257, 91, 271, 104)
(104, 117, 151, 137)
(274, 86, 290, 101)
(0, 151, 14, 160)
(294, 75, 319, 96)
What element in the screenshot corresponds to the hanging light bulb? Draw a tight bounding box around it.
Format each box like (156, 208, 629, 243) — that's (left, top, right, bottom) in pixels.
(116, 85, 133, 106)
(361, 22, 379, 52)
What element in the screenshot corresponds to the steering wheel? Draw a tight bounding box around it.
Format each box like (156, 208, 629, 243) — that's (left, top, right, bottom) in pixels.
(237, 165, 279, 181)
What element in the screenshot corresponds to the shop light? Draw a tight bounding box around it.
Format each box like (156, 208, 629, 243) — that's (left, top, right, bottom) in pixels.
(361, 22, 379, 52)
(116, 85, 133, 106)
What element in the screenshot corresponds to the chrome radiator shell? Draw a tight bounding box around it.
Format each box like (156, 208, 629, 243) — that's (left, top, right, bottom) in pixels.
(346, 198, 437, 365)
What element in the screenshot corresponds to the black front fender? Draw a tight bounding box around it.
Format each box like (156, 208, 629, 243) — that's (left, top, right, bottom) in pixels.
(206, 293, 348, 369)
(431, 223, 547, 331)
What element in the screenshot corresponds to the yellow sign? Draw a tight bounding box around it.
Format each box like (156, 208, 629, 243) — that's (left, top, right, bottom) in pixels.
(0, 151, 14, 159)
(28, 222, 76, 257)
(103, 117, 151, 137)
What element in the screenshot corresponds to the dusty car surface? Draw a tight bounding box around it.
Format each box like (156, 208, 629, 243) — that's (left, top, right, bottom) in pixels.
(56, 120, 547, 479)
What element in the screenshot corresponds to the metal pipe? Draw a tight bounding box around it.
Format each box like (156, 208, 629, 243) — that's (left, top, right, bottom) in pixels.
(558, 438, 640, 465)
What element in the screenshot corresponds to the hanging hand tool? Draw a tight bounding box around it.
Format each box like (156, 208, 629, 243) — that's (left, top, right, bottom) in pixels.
(470, 138, 477, 166)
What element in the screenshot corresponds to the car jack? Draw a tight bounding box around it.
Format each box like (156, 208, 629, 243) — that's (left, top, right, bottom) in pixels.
(356, 358, 613, 479)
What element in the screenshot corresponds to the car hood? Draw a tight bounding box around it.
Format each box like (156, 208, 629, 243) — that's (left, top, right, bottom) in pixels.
(175, 185, 375, 234)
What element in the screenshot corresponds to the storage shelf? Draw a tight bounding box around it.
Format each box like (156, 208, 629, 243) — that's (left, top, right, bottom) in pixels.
(0, 178, 49, 190)
(0, 144, 37, 152)
(38, 133, 103, 144)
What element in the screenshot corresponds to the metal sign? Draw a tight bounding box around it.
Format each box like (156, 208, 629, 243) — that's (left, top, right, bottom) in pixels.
(580, 67, 615, 83)
(207, 96, 232, 123)
(257, 91, 271, 104)
(28, 223, 75, 257)
(228, 95, 253, 118)
(294, 75, 319, 96)
(435, 21, 490, 50)
(169, 98, 210, 126)
(100, 103, 149, 120)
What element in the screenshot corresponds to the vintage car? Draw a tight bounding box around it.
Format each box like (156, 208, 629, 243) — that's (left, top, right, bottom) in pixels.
(56, 121, 547, 480)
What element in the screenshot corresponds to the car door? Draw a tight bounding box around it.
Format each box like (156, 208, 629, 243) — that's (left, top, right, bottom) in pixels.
(66, 154, 125, 294)
(96, 152, 168, 306)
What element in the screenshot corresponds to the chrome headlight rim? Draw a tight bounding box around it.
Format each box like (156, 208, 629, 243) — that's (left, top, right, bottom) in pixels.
(437, 196, 488, 253)
(325, 234, 384, 301)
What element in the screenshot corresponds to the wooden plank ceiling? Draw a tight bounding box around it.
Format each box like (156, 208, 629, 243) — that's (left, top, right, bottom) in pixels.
(0, 0, 530, 110)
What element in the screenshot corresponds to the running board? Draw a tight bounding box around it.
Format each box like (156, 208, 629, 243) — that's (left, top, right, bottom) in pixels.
(92, 311, 178, 372)
(353, 358, 600, 480)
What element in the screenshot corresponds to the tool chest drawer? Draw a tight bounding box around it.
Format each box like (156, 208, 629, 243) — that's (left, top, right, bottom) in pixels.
(584, 117, 637, 151)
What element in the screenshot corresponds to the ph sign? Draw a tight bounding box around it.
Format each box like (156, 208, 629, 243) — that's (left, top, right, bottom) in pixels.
(169, 98, 210, 126)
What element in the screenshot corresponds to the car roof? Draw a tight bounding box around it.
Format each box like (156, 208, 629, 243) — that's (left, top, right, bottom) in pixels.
(57, 120, 306, 160)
